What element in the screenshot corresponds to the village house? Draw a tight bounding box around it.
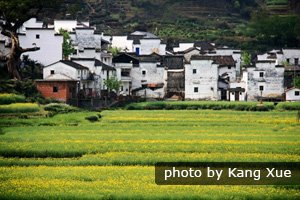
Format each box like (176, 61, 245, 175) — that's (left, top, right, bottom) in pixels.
(243, 61, 285, 101)
(111, 31, 166, 56)
(113, 53, 165, 98)
(163, 55, 185, 99)
(36, 60, 90, 102)
(185, 55, 236, 100)
(18, 27, 63, 66)
(285, 87, 300, 101)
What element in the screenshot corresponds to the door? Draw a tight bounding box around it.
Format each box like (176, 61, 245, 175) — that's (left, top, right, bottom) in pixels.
(235, 91, 240, 101)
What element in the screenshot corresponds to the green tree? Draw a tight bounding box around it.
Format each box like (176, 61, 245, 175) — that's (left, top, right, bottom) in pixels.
(295, 77, 300, 88)
(59, 29, 75, 60)
(242, 51, 251, 67)
(104, 76, 121, 93)
(108, 46, 121, 57)
(0, 0, 60, 80)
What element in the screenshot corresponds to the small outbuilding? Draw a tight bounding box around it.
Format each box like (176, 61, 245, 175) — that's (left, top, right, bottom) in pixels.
(285, 87, 300, 102)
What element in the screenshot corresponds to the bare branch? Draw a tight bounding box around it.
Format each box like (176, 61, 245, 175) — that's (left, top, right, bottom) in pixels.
(21, 47, 40, 53)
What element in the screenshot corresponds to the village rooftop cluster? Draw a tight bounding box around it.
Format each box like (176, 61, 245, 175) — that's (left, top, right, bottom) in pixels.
(1, 18, 300, 103)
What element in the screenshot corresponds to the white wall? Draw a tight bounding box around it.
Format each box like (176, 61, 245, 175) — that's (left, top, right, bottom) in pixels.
(219, 65, 237, 82)
(185, 60, 219, 100)
(44, 62, 78, 79)
(111, 36, 133, 52)
(286, 88, 300, 101)
(283, 49, 300, 65)
(18, 18, 43, 33)
(19, 28, 63, 66)
(173, 43, 194, 52)
(140, 39, 165, 55)
(246, 62, 284, 101)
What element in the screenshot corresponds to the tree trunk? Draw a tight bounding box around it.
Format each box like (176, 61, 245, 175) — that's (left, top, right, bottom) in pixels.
(2, 30, 40, 80)
(7, 32, 22, 80)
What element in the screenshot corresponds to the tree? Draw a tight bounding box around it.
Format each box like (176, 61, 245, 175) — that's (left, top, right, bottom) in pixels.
(0, 0, 60, 79)
(241, 51, 251, 67)
(108, 46, 121, 57)
(59, 29, 75, 60)
(103, 76, 121, 93)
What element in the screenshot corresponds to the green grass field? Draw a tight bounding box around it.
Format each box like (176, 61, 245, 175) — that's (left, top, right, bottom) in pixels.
(0, 110, 299, 199)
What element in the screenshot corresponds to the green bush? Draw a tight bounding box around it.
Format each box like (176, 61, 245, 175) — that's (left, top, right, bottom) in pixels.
(0, 103, 40, 113)
(125, 101, 275, 111)
(85, 115, 99, 122)
(276, 102, 300, 110)
(0, 93, 26, 105)
(44, 103, 78, 114)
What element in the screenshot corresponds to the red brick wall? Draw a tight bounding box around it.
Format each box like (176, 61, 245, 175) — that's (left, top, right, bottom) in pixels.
(36, 81, 76, 102)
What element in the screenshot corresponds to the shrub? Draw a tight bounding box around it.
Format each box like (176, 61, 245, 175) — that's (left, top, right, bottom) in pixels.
(0, 93, 26, 105)
(276, 102, 300, 110)
(85, 115, 99, 122)
(44, 103, 78, 114)
(0, 103, 40, 113)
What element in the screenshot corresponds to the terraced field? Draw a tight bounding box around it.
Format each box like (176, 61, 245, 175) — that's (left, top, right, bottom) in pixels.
(0, 110, 299, 199)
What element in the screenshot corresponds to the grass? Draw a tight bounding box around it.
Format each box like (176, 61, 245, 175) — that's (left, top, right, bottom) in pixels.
(0, 93, 26, 105)
(0, 110, 299, 199)
(0, 103, 40, 113)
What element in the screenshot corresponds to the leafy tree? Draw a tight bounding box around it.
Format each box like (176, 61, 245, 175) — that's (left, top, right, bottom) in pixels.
(242, 51, 251, 67)
(103, 76, 121, 93)
(59, 29, 75, 60)
(108, 46, 121, 57)
(295, 77, 300, 88)
(0, 0, 60, 79)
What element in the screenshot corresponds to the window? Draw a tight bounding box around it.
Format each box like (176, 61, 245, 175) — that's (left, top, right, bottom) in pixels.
(121, 86, 123, 91)
(104, 58, 107, 62)
(295, 58, 299, 65)
(53, 86, 58, 93)
(286, 58, 290, 63)
(194, 87, 198, 93)
(295, 91, 300, 96)
(259, 86, 264, 91)
(240, 92, 242, 95)
(50, 70, 55, 75)
(36, 34, 40, 39)
(193, 69, 197, 74)
(259, 72, 264, 78)
(228, 66, 231, 70)
(142, 70, 146, 75)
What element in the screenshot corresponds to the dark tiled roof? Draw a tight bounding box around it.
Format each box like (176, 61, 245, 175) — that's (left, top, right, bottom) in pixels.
(163, 56, 184, 69)
(191, 55, 235, 66)
(94, 59, 115, 71)
(60, 60, 89, 70)
(194, 41, 215, 51)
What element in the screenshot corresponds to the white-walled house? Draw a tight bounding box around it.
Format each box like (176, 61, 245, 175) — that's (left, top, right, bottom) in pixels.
(173, 43, 194, 53)
(185, 56, 219, 100)
(54, 20, 90, 33)
(285, 87, 300, 101)
(111, 31, 166, 56)
(18, 27, 63, 66)
(282, 49, 300, 65)
(113, 53, 165, 98)
(245, 61, 284, 101)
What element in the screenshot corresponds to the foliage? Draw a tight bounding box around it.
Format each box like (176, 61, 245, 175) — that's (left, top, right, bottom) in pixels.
(0, 103, 40, 113)
(103, 76, 121, 93)
(43, 103, 78, 114)
(125, 101, 275, 111)
(20, 55, 43, 79)
(276, 102, 300, 110)
(295, 77, 300, 87)
(108, 46, 121, 57)
(0, 93, 26, 105)
(85, 115, 99, 122)
(0, 80, 43, 101)
(59, 29, 75, 59)
(242, 51, 251, 66)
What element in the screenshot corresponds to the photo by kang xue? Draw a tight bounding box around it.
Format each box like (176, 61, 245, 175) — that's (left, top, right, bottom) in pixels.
(0, 0, 299, 199)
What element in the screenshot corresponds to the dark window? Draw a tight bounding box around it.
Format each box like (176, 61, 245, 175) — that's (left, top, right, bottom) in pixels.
(50, 70, 55, 75)
(286, 58, 290, 63)
(142, 70, 146, 75)
(295, 58, 299, 65)
(121, 86, 123, 91)
(193, 69, 197, 74)
(228, 66, 231, 70)
(295, 91, 300, 96)
(240, 92, 242, 95)
(53, 86, 58, 93)
(194, 87, 198, 93)
(36, 34, 40, 39)
(259, 86, 264, 91)
(126, 88, 128, 92)
(259, 72, 264, 78)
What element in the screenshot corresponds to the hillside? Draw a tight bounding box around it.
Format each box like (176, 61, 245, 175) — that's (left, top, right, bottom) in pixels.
(51, 0, 299, 49)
